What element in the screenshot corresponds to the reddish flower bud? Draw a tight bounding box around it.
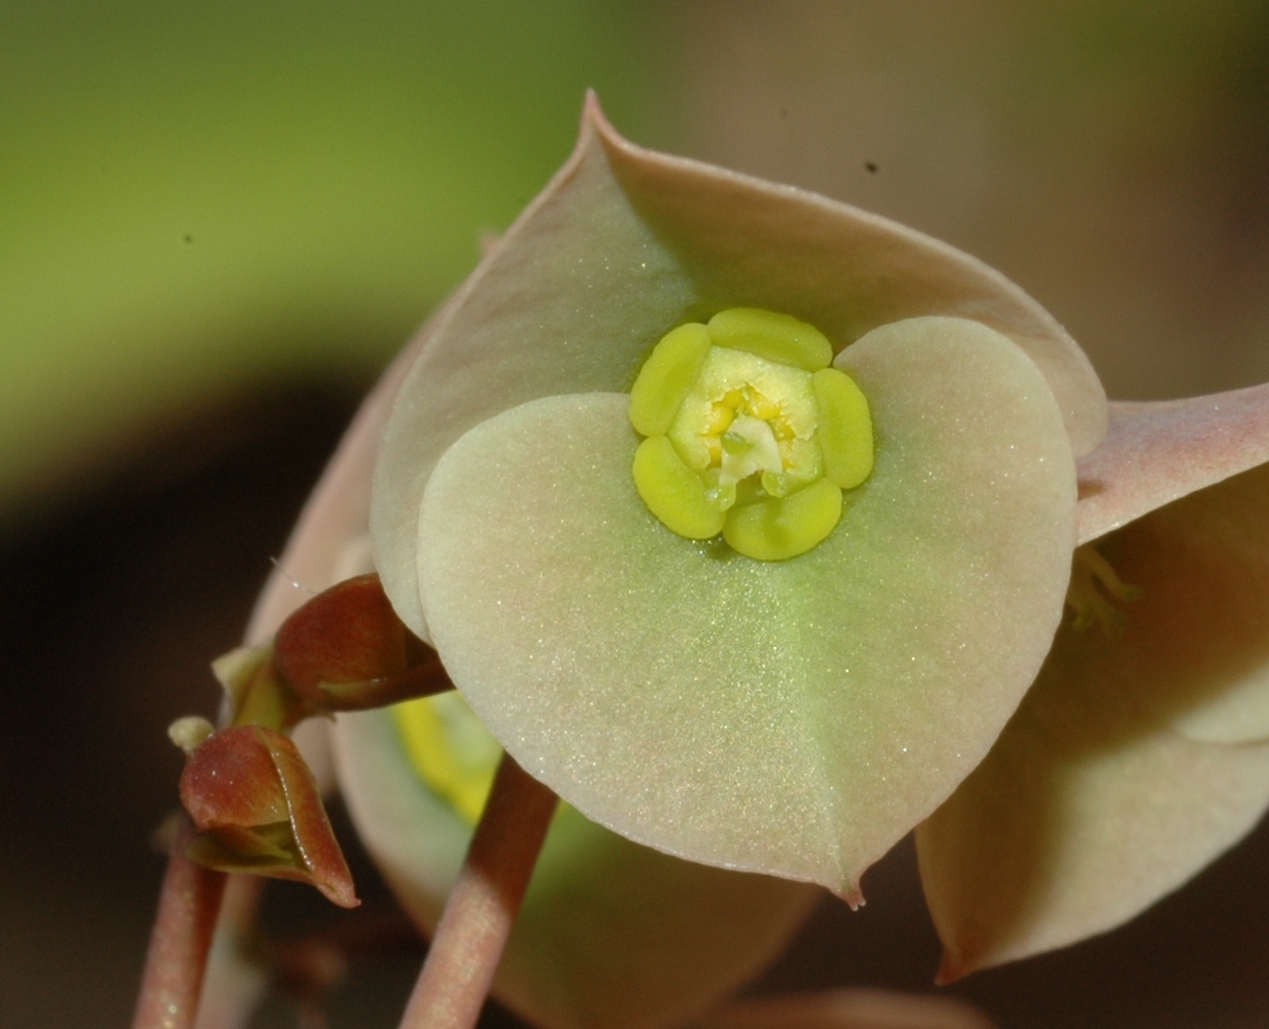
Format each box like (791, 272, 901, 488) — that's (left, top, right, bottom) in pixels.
(180, 725, 358, 908)
(271, 573, 450, 714)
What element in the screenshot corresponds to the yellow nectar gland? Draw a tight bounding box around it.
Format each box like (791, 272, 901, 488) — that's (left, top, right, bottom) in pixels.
(628, 308, 874, 561)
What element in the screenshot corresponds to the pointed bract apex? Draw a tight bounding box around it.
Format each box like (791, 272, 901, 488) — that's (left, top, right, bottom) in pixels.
(837, 882, 865, 911)
(580, 87, 605, 134)
(180, 725, 359, 908)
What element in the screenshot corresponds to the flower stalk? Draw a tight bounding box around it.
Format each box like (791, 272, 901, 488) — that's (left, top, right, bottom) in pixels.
(132, 815, 228, 1029)
(398, 753, 558, 1029)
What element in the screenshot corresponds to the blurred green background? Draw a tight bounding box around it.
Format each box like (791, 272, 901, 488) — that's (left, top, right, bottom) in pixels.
(5, 2, 1269, 1027)
(0, 0, 666, 527)
(7, 1, 1269, 528)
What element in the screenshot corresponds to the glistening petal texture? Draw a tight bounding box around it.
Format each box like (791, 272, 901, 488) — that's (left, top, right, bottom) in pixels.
(416, 318, 1076, 893)
(917, 463, 1269, 977)
(371, 98, 1105, 639)
(333, 708, 819, 1029)
(1076, 383, 1269, 546)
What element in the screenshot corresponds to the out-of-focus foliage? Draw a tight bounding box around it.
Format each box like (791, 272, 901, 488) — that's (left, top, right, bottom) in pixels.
(0, 0, 662, 522)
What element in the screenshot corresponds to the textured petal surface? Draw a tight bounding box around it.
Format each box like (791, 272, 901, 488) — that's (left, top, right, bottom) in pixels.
(1076, 383, 1269, 546)
(372, 98, 1104, 638)
(917, 464, 1269, 977)
(416, 318, 1076, 893)
(333, 708, 818, 1029)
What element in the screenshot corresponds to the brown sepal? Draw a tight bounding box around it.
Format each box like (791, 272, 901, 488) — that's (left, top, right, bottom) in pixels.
(271, 573, 452, 715)
(213, 574, 452, 731)
(180, 725, 359, 908)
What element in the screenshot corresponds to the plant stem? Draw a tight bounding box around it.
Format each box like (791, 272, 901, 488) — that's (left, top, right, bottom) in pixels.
(192, 874, 268, 1029)
(133, 815, 229, 1029)
(397, 753, 558, 1029)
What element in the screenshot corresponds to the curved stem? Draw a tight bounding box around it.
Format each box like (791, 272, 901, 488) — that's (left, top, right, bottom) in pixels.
(398, 753, 558, 1029)
(133, 815, 229, 1029)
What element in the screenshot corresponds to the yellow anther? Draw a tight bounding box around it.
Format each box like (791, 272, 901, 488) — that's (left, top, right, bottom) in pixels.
(706, 402, 735, 434)
(748, 392, 780, 421)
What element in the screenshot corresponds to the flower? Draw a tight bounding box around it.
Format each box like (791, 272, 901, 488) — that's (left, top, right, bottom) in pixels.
(246, 300, 822, 1029)
(368, 94, 1106, 904)
(918, 382, 1269, 979)
(227, 95, 1269, 1027)
(326, 93, 1110, 1027)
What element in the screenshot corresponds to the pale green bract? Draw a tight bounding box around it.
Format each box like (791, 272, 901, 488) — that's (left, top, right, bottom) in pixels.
(369, 96, 1104, 898)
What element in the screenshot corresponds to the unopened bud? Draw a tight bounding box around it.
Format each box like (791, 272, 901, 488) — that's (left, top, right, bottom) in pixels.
(179, 724, 359, 908)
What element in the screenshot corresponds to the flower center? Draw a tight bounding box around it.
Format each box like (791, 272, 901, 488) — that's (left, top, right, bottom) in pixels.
(628, 308, 874, 561)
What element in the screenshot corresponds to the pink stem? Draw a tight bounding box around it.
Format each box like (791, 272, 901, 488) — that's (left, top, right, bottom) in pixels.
(192, 875, 268, 1029)
(397, 754, 559, 1029)
(133, 815, 229, 1029)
